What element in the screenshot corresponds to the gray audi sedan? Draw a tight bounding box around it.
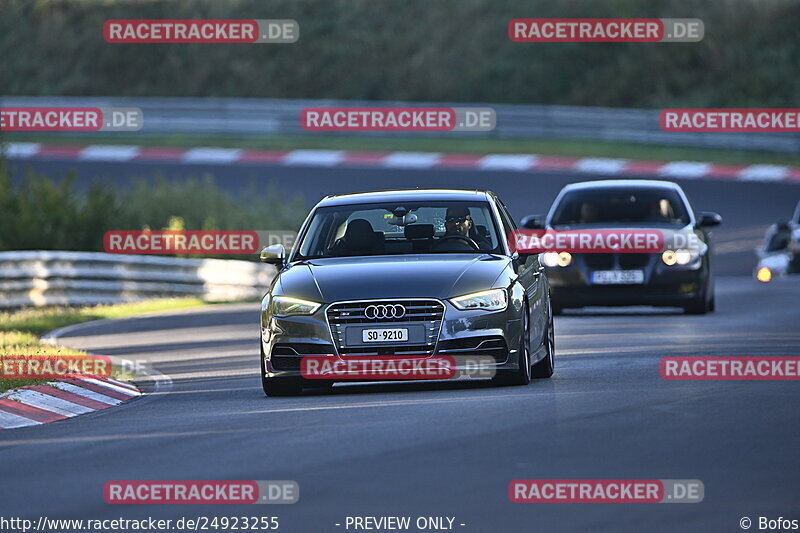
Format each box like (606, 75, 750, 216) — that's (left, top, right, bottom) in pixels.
(259, 189, 555, 396)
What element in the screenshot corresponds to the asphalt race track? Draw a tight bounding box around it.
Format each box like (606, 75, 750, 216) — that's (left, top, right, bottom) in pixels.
(2, 278, 799, 532)
(2, 160, 800, 532)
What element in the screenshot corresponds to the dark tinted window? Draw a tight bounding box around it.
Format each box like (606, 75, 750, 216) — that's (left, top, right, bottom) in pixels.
(296, 201, 502, 259)
(551, 187, 690, 227)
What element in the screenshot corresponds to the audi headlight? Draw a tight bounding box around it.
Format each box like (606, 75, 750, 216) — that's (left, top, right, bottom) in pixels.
(271, 296, 322, 316)
(450, 289, 508, 311)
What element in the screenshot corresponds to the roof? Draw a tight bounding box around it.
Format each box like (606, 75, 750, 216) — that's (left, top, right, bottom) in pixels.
(560, 179, 682, 192)
(316, 189, 491, 207)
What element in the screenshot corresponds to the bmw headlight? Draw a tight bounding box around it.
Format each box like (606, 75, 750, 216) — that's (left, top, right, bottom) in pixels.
(271, 296, 322, 316)
(662, 249, 700, 266)
(450, 289, 508, 311)
(542, 251, 572, 267)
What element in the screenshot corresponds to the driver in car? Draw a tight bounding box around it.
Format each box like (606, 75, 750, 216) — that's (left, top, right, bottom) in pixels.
(440, 206, 490, 249)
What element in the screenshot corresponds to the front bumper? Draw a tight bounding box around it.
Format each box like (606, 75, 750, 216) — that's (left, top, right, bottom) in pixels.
(260, 298, 524, 380)
(547, 255, 707, 308)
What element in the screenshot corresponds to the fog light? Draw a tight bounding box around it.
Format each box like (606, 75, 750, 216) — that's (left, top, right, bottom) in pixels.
(679, 283, 697, 294)
(757, 267, 772, 283)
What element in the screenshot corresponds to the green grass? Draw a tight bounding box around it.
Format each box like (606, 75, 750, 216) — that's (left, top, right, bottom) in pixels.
(5, 133, 800, 167)
(0, 297, 207, 393)
(0, 331, 89, 391)
(0, 297, 207, 337)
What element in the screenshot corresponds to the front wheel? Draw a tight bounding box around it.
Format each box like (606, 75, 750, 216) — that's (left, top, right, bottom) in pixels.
(263, 379, 303, 397)
(261, 344, 303, 397)
(531, 296, 555, 379)
(492, 302, 531, 386)
(683, 282, 713, 315)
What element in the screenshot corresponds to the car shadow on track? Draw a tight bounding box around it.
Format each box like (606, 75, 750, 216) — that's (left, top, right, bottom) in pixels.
(559, 306, 685, 317)
(302, 379, 500, 396)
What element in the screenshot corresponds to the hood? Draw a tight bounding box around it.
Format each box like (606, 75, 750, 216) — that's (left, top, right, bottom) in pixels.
(276, 254, 509, 303)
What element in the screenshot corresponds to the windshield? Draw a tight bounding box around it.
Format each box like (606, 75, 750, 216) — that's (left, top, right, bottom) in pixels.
(296, 201, 503, 259)
(550, 188, 691, 228)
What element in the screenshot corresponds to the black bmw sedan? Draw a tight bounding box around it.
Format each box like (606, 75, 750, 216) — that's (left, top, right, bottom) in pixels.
(258, 189, 555, 396)
(521, 180, 721, 315)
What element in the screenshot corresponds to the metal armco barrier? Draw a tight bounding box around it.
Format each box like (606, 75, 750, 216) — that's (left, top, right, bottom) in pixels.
(1, 96, 797, 153)
(0, 251, 275, 308)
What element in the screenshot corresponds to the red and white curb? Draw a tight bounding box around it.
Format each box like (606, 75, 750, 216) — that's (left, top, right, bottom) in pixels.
(0, 376, 141, 429)
(3, 142, 800, 183)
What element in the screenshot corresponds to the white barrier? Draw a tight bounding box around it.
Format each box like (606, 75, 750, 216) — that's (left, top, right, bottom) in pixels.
(0, 251, 276, 308)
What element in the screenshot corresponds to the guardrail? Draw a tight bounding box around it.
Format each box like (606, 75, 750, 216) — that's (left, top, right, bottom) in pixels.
(1, 96, 797, 153)
(0, 251, 275, 308)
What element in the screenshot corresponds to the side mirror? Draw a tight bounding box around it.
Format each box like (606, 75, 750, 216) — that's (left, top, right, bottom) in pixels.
(520, 214, 545, 229)
(697, 212, 722, 228)
(259, 244, 286, 266)
(511, 251, 538, 269)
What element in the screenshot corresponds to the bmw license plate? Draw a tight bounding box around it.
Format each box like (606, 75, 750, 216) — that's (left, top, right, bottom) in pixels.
(591, 270, 644, 285)
(362, 328, 409, 343)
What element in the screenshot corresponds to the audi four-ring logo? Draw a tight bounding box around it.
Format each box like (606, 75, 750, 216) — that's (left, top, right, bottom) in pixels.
(364, 304, 406, 319)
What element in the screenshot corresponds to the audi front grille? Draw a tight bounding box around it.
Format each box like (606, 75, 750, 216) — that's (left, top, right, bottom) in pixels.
(326, 299, 445, 356)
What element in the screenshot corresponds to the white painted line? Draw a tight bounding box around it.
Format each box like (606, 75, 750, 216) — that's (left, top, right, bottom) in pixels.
(77, 145, 141, 161)
(103, 376, 139, 391)
(738, 164, 789, 182)
(0, 409, 40, 429)
(181, 148, 242, 164)
(477, 154, 537, 171)
(6, 389, 92, 416)
(2, 142, 41, 158)
(79, 377, 140, 397)
(382, 152, 441, 168)
(658, 161, 712, 179)
(94, 376, 139, 392)
(49, 382, 122, 405)
(574, 158, 628, 174)
(283, 149, 345, 166)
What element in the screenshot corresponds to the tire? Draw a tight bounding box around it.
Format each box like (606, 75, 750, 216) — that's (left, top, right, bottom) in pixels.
(305, 380, 334, 392)
(531, 296, 555, 379)
(263, 380, 303, 397)
(683, 298, 708, 315)
(261, 343, 303, 397)
(492, 301, 531, 387)
(684, 281, 713, 315)
(789, 252, 800, 274)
